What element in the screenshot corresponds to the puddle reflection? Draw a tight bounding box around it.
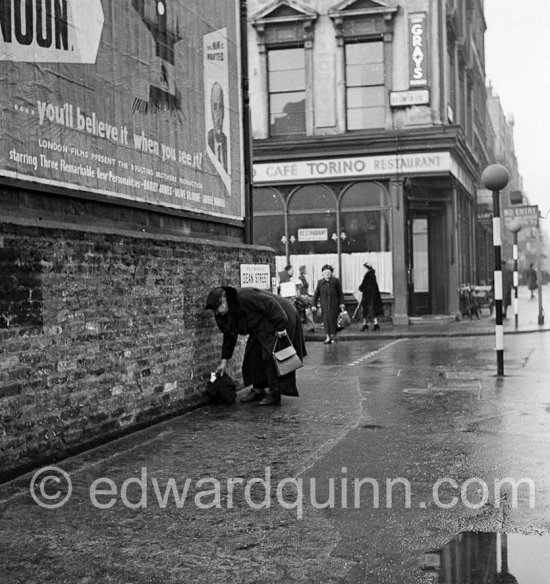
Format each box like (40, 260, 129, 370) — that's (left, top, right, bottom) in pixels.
(422, 532, 550, 583)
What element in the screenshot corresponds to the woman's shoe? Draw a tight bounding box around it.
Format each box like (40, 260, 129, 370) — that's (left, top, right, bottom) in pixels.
(323, 337, 331, 344)
(373, 324, 380, 331)
(360, 324, 369, 331)
(240, 389, 265, 403)
(258, 393, 281, 406)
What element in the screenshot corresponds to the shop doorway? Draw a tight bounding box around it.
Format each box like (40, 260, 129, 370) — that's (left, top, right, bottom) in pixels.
(407, 211, 447, 316)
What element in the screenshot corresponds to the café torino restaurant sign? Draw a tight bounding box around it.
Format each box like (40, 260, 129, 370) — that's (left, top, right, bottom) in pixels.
(254, 152, 459, 184)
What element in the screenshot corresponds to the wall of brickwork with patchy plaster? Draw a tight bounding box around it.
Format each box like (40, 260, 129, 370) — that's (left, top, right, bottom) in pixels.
(0, 217, 273, 480)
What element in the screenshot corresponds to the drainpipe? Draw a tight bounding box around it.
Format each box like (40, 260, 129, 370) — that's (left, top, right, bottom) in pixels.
(240, 0, 253, 245)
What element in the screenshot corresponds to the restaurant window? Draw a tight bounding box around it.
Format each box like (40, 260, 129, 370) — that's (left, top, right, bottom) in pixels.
(339, 182, 390, 253)
(345, 41, 385, 130)
(287, 185, 337, 254)
(268, 47, 306, 137)
(252, 187, 285, 250)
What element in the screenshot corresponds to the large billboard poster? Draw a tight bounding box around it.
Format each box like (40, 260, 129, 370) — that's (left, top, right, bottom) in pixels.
(0, 0, 244, 220)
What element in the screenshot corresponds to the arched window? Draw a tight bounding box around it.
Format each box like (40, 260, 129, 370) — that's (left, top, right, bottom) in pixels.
(252, 187, 285, 249)
(287, 185, 337, 254)
(339, 182, 391, 252)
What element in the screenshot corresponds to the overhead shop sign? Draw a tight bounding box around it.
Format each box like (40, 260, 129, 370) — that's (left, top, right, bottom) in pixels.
(0, 0, 244, 221)
(254, 151, 475, 193)
(255, 152, 452, 182)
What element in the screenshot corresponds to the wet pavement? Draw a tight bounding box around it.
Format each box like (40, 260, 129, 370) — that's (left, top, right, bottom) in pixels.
(1, 287, 550, 583)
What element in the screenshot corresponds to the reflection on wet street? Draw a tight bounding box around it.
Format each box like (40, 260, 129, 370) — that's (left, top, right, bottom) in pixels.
(422, 532, 550, 583)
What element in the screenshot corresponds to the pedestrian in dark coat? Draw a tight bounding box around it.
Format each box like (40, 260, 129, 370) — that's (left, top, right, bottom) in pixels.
(205, 286, 306, 406)
(359, 263, 383, 331)
(501, 261, 513, 318)
(297, 265, 316, 332)
(312, 265, 345, 344)
(526, 263, 537, 298)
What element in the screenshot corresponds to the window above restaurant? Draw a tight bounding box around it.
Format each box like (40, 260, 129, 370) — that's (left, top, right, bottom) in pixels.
(328, 0, 397, 45)
(251, 1, 318, 139)
(251, 1, 318, 49)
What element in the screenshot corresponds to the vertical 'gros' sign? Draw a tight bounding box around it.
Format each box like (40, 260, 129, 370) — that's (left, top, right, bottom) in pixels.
(409, 13, 429, 87)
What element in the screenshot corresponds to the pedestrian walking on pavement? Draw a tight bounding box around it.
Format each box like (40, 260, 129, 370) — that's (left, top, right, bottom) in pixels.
(312, 265, 345, 344)
(297, 265, 316, 332)
(278, 264, 293, 284)
(358, 263, 383, 331)
(205, 286, 306, 406)
(501, 261, 513, 318)
(526, 263, 538, 299)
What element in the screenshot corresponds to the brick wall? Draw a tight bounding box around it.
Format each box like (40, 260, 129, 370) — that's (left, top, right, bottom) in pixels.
(0, 219, 273, 481)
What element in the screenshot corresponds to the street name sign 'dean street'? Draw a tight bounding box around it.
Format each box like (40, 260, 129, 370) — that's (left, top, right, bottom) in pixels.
(240, 264, 271, 290)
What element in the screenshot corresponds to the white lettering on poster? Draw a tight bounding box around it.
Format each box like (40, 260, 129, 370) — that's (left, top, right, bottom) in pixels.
(0, 0, 104, 63)
(31, 98, 204, 170)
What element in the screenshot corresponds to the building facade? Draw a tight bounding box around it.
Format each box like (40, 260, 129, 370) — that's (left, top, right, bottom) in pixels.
(248, 0, 490, 322)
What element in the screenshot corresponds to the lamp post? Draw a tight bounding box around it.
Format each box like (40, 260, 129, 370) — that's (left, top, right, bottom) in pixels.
(508, 218, 522, 329)
(537, 219, 545, 325)
(481, 164, 510, 376)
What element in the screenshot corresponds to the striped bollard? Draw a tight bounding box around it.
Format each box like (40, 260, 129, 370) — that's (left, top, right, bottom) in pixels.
(481, 165, 510, 377)
(513, 239, 519, 329)
(508, 220, 522, 330)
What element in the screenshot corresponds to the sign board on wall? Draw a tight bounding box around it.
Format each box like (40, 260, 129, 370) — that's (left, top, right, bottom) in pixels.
(503, 206, 540, 230)
(298, 228, 328, 242)
(256, 152, 450, 182)
(390, 89, 430, 107)
(409, 13, 429, 87)
(254, 151, 475, 195)
(477, 210, 492, 229)
(0, 0, 244, 220)
(240, 264, 271, 289)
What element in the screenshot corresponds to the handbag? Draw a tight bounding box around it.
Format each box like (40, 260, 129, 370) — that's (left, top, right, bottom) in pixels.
(272, 334, 303, 377)
(337, 309, 352, 329)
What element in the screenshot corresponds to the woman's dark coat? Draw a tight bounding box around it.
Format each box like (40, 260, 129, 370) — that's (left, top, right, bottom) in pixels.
(502, 267, 513, 309)
(312, 277, 344, 337)
(213, 287, 306, 396)
(526, 266, 538, 291)
(359, 269, 383, 318)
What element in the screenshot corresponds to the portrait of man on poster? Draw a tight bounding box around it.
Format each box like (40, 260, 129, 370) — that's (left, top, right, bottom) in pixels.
(207, 81, 228, 173)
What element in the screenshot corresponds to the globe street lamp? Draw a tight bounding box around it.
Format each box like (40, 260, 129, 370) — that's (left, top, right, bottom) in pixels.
(508, 218, 522, 329)
(481, 164, 510, 376)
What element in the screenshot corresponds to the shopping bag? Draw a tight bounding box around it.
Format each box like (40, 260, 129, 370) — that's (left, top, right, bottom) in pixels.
(205, 372, 237, 405)
(272, 335, 303, 377)
(337, 309, 352, 329)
